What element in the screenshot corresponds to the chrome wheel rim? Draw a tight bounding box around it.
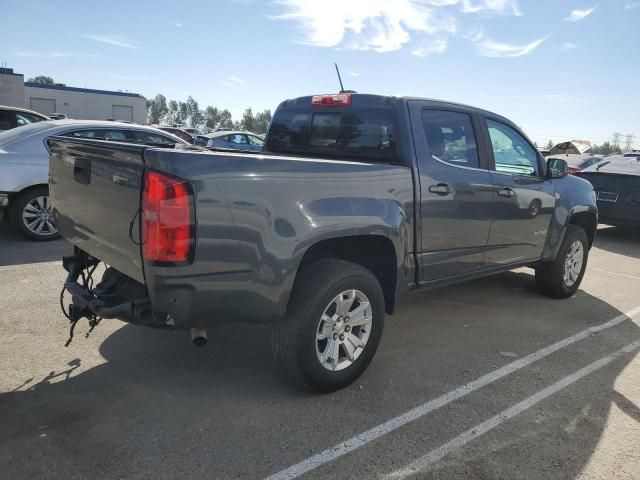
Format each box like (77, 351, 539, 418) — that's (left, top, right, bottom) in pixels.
(22, 195, 57, 236)
(564, 240, 584, 287)
(315, 289, 373, 372)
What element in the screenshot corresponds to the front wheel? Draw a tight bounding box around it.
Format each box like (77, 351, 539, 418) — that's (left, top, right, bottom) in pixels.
(272, 259, 385, 393)
(10, 186, 59, 241)
(535, 225, 589, 298)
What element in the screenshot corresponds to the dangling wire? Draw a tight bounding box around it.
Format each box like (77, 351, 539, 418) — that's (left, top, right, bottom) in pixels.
(61, 262, 102, 347)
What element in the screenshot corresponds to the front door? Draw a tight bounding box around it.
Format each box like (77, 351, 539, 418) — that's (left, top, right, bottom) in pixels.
(409, 102, 494, 283)
(481, 117, 555, 265)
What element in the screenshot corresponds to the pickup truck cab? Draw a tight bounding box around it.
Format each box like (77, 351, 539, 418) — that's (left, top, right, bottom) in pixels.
(49, 93, 597, 392)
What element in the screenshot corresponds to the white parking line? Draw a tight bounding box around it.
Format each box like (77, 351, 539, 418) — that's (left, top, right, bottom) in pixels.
(0, 260, 61, 272)
(591, 267, 640, 281)
(262, 306, 640, 480)
(385, 339, 640, 479)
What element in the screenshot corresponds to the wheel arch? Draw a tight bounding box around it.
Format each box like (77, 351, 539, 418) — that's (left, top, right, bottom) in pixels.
(568, 209, 597, 248)
(286, 235, 399, 316)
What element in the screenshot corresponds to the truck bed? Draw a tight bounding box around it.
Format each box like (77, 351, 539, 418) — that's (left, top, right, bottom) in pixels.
(48, 136, 415, 328)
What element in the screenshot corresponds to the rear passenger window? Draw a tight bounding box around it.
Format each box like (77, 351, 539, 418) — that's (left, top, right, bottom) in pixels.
(131, 131, 176, 145)
(0, 110, 14, 131)
(421, 110, 479, 169)
(65, 129, 128, 141)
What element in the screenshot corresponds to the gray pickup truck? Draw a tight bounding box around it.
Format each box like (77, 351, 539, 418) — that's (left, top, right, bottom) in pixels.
(49, 93, 597, 392)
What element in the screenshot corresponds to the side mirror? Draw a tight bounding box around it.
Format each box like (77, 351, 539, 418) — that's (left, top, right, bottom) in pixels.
(547, 158, 568, 179)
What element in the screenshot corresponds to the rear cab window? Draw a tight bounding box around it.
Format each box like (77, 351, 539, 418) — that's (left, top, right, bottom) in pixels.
(265, 94, 401, 164)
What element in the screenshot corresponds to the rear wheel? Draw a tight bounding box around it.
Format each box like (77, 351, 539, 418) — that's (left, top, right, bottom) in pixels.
(272, 259, 385, 392)
(535, 225, 589, 298)
(10, 186, 59, 241)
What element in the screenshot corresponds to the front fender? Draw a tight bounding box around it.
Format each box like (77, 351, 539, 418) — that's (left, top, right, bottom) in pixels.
(542, 175, 597, 261)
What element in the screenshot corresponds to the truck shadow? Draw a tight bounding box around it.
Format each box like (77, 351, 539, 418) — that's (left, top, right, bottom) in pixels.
(0, 223, 70, 267)
(0, 271, 638, 479)
(594, 225, 640, 259)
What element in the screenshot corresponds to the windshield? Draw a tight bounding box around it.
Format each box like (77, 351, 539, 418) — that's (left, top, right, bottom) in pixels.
(0, 121, 55, 146)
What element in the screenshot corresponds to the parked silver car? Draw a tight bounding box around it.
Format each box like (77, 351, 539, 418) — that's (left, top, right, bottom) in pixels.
(204, 131, 264, 152)
(0, 105, 49, 132)
(0, 120, 187, 240)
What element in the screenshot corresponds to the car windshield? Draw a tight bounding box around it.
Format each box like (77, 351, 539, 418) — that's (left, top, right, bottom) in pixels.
(0, 121, 55, 146)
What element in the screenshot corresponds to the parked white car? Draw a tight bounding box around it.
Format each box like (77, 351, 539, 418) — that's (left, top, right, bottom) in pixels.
(0, 120, 188, 240)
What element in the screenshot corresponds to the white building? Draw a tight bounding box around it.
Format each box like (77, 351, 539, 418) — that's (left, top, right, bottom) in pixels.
(0, 67, 147, 124)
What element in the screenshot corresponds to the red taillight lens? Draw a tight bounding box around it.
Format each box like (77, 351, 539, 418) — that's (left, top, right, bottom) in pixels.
(311, 93, 352, 107)
(567, 166, 582, 174)
(142, 171, 192, 263)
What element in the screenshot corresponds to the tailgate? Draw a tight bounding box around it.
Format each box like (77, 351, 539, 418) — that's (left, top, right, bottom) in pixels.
(48, 137, 146, 283)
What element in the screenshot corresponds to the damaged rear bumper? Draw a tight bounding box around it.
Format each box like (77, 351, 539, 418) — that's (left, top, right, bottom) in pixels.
(62, 251, 170, 328)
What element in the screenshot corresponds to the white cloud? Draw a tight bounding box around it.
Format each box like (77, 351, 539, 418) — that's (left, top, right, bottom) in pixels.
(460, 0, 522, 16)
(347, 70, 359, 77)
(472, 31, 548, 57)
(564, 5, 597, 22)
(624, 1, 640, 8)
(272, 0, 534, 58)
(271, 0, 457, 53)
(174, 22, 183, 27)
(219, 75, 249, 87)
(15, 51, 101, 58)
(83, 34, 139, 49)
(562, 42, 579, 51)
(412, 38, 448, 56)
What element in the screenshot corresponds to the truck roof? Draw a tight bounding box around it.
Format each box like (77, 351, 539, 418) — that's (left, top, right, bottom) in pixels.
(278, 93, 515, 125)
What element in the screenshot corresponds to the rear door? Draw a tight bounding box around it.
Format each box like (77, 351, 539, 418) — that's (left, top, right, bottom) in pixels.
(49, 137, 146, 282)
(481, 117, 555, 265)
(409, 101, 494, 282)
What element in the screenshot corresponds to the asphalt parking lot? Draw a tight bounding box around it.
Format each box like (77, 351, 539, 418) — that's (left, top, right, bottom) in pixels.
(1, 222, 639, 480)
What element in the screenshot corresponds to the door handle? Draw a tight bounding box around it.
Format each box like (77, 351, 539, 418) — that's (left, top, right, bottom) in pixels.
(73, 157, 91, 185)
(428, 183, 452, 196)
(498, 187, 515, 198)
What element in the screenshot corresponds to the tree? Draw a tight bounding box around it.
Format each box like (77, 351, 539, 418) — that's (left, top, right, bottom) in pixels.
(546, 140, 553, 150)
(185, 97, 203, 128)
(218, 109, 234, 129)
(254, 109, 272, 133)
(240, 108, 256, 132)
(146, 93, 168, 124)
(204, 106, 221, 129)
(166, 100, 179, 126)
(27, 75, 55, 85)
(177, 102, 188, 125)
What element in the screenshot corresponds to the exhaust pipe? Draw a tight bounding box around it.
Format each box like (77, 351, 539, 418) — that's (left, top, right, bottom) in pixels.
(191, 327, 207, 347)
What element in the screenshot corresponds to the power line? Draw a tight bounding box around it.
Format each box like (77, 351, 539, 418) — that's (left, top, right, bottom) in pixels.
(624, 134, 635, 151)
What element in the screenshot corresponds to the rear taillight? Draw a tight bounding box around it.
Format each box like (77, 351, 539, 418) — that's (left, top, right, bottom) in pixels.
(142, 171, 193, 263)
(567, 166, 582, 174)
(311, 93, 352, 107)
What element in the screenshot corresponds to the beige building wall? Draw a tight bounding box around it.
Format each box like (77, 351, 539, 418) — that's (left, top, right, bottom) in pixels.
(24, 85, 147, 123)
(0, 69, 26, 108)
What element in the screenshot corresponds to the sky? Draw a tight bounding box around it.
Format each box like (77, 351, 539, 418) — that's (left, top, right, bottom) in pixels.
(1, 0, 639, 147)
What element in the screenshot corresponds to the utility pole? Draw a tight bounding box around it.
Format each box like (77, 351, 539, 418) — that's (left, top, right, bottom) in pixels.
(611, 132, 622, 150)
(624, 134, 635, 151)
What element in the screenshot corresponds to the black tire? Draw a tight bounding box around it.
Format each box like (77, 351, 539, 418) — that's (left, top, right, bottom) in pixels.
(272, 259, 385, 393)
(10, 186, 59, 241)
(535, 225, 589, 298)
